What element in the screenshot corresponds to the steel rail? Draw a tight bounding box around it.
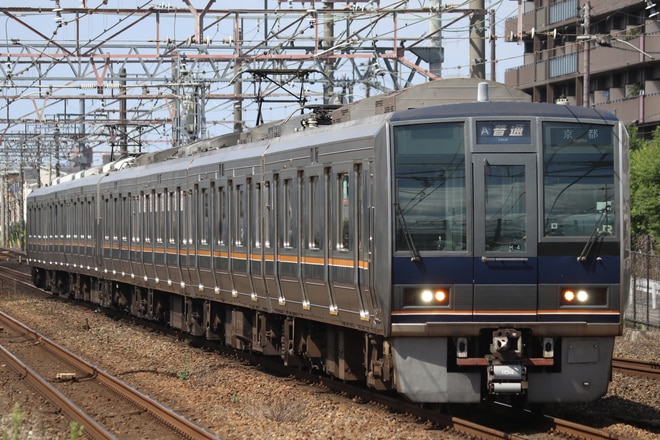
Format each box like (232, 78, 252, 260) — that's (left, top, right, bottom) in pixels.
(612, 357, 660, 380)
(0, 310, 218, 440)
(0, 326, 116, 439)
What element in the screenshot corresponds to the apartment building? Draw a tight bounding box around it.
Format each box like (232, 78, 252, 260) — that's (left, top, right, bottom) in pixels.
(504, 0, 660, 137)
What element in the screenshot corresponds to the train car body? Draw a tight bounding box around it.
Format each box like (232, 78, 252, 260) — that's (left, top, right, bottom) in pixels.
(26, 79, 630, 404)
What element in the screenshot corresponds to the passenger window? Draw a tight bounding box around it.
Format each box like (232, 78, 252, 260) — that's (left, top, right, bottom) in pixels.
(307, 175, 324, 250)
(336, 172, 350, 251)
(282, 178, 295, 249)
(264, 181, 272, 249)
(217, 187, 226, 246)
(200, 188, 209, 245)
(234, 184, 245, 247)
(253, 182, 262, 248)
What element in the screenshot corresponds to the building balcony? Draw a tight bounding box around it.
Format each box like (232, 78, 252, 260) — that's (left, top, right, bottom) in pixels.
(589, 32, 660, 73)
(505, 0, 649, 38)
(592, 91, 660, 127)
(505, 31, 660, 89)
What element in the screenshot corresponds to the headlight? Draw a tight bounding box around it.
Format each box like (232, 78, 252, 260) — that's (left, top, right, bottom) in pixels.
(404, 287, 450, 307)
(561, 287, 607, 306)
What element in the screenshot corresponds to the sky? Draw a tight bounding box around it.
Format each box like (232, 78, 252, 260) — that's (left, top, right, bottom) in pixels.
(1, 1, 526, 163)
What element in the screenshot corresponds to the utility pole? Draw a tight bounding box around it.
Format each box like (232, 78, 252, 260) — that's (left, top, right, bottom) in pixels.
(582, 1, 591, 107)
(489, 9, 496, 82)
(469, 0, 486, 79)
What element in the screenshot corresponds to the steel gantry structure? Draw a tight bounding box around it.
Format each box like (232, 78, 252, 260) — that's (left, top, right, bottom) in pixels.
(1, 0, 496, 175)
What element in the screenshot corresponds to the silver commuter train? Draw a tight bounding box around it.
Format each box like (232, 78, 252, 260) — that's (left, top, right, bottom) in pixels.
(26, 79, 630, 404)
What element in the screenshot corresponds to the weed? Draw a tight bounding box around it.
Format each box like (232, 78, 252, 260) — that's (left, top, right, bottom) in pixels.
(177, 351, 191, 380)
(1, 403, 25, 440)
(69, 421, 85, 440)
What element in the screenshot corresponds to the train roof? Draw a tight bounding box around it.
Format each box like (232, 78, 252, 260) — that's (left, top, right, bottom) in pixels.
(390, 100, 619, 123)
(30, 79, 619, 195)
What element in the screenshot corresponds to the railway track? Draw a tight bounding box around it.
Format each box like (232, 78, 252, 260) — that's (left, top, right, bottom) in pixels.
(0, 261, 650, 439)
(0, 310, 218, 439)
(612, 357, 660, 380)
(242, 331, 628, 439)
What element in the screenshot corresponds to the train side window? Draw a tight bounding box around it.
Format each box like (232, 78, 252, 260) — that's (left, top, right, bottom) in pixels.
(101, 198, 107, 241)
(151, 191, 157, 243)
(138, 192, 145, 243)
(131, 195, 139, 243)
(111, 197, 121, 242)
(307, 175, 324, 250)
(177, 191, 183, 245)
(60, 202, 66, 239)
(109, 197, 115, 242)
(264, 181, 272, 248)
(145, 193, 152, 243)
(253, 182, 262, 248)
(281, 177, 296, 249)
(52, 203, 57, 240)
(167, 191, 177, 244)
(155, 193, 163, 244)
(233, 183, 245, 247)
(217, 186, 226, 246)
(183, 190, 192, 245)
(200, 188, 209, 245)
(88, 198, 94, 241)
(122, 196, 129, 242)
(72, 201, 77, 239)
(336, 172, 350, 251)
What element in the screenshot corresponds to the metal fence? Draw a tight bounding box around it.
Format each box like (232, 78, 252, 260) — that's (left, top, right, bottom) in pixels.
(627, 247, 660, 329)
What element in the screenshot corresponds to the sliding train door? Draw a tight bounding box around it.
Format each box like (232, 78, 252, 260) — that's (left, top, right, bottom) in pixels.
(472, 154, 538, 319)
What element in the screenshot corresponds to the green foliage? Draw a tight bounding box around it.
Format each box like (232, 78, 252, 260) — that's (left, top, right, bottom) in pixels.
(630, 126, 660, 241)
(7, 221, 24, 250)
(177, 351, 191, 380)
(1, 403, 25, 440)
(628, 125, 644, 151)
(69, 421, 85, 440)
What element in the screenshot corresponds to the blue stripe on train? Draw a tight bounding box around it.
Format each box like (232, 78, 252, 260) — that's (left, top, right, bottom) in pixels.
(392, 255, 620, 284)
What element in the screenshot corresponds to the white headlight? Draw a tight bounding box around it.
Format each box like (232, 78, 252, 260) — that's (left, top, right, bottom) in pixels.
(577, 290, 589, 302)
(421, 289, 433, 303)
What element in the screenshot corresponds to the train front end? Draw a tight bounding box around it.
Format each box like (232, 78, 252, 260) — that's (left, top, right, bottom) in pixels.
(384, 102, 629, 404)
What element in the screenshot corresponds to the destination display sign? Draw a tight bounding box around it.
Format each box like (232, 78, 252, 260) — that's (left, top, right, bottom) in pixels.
(476, 121, 531, 145)
(544, 123, 613, 147)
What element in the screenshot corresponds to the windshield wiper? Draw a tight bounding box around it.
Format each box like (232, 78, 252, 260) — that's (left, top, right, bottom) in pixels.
(577, 203, 611, 262)
(395, 202, 422, 263)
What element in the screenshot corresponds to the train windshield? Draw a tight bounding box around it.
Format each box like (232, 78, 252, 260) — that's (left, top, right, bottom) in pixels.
(543, 123, 615, 237)
(393, 122, 466, 252)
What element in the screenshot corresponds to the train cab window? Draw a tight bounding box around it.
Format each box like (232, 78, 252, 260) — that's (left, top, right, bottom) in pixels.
(393, 122, 466, 252)
(543, 123, 615, 237)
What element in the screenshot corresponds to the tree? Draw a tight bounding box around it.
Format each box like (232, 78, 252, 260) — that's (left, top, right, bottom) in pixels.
(629, 127, 660, 241)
